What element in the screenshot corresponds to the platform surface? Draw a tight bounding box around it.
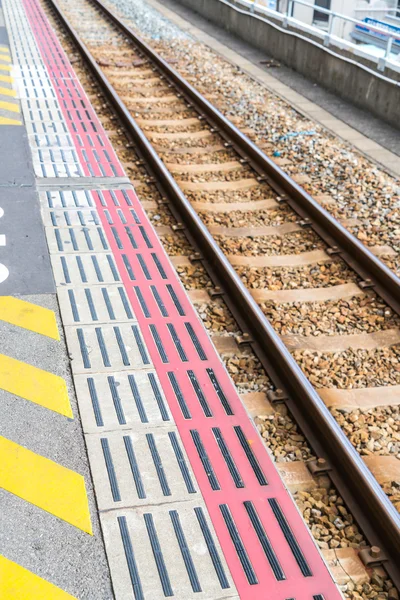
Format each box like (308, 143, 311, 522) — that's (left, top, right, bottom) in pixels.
(0, 0, 342, 597)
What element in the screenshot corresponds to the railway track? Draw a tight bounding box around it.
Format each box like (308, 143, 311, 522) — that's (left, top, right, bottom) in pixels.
(43, 0, 400, 593)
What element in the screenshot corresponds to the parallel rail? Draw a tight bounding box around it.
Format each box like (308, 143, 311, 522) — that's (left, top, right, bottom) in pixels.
(48, 0, 400, 586)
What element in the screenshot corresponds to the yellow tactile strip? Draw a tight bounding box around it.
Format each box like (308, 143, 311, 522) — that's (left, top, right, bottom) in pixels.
(0, 297, 92, 597)
(0, 45, 21, 125)
(0, 556, 76, 599)
(0, 436, 92, 534)
(0, 296, 59, 339)
(0, 354, 72, 417)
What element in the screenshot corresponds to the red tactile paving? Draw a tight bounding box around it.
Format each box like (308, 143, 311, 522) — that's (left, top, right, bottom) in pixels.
(23, 0, 342, 597)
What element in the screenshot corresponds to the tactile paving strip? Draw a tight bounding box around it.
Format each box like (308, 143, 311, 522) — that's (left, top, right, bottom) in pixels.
(12, 0, 343, 597)
(4, 0, 124, 179)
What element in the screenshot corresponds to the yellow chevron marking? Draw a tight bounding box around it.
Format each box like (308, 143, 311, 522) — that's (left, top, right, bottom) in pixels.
(0, 46, 10, 53)
(0, 65, 12, 72)
(0, 54, 11, 63)
(0, 87, 16, 97)
(0, 354, 72, 417)
(0, 116, 22, 125)
(0, 437, 92, 534)
(0, 556, 76, 599)
(0, 297, 59, 339)
(0, 100, 19, 113)
(0, 75, 13, 83)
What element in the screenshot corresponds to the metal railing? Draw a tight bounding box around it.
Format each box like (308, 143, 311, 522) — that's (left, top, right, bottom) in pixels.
(246, 0, 400, 71)
(285, 0, 399, 66)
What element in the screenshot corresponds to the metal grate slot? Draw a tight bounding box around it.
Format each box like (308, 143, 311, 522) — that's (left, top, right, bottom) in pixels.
(71, 228, 86, 252)
(168, 431, 196, 494)
(148, 373, 170, 422)
(117, 209, 126, 224)
(61, 256, 71, 283)
(76, 256, 87, 282)
(139, 225, 153, 248)
(137, 254, 151, 280)
(117, 516, 144, 600)
(169, 510, 201, 593)
(118, 287, 134, 319)
(95, 327, 111, 367)
(167, 372, 191, 419)
(146, 433, 171, 496)
(106, 255, 120, 281)
(55, 229, 63, 251)
(68, 289, 80, 322)
(150, 285, 168, 317)
(187, 370, 212, 417)
(212, 427, 244, 488)
(85, 288, 98, 321)
(91, 256, 104, 282)
(268, 498, 312, 577)
(98, 227, 108, 250)
(77, 328, 91, 368)
(134, 286, 151, 318)
(149, 324, 168, 363)
(101, 438, 121, 502)
(244, 501, 285, 581)
(122, 254, 135, 280)
(206, 368, 233, 415)
(111, 226, 123, 249)
(234, 426, 267, 486)
(130, 208, 140, 222)
(144, 513, 173, 597)
(313, 596, 325, 600)
(167, 323, 188, 362)
(128, 374, 148, 423)
(110, 190, 119, 206)
(132, 325, 150, 365)
(87, 377, 104, 426)
(151, 253, 167, 279)
(108, 376, 126, 425)
(101, 288, 115, 320)
(125, 225, 138, 249)
(166, 283, 185, 316)
(194, 507, 230, 590)
(219, 504, 258, 585)
(123, 435, 146, 500)
(190, 430, 220, 491)
(184, 323, 207, 360)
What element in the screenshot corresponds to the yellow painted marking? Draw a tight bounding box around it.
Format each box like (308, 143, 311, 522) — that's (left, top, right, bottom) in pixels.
(0, 354, 72, 417)
(0, 54, 12, 63)
(0, 437, 92, 534)
(0, 297, 59, 339)
(0, 46, 10, 53)
(0, 87, 16, 97)
(0, 116, 22, 125)
(0, 74, 13, 83)
(0, 100, 19, 113)
(0, 65, 12, 72)
(0, 556, 76, 599)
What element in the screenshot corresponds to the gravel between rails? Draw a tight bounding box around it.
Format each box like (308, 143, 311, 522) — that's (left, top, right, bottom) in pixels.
(104, 0, 400, 280)
(57, 0, 400, 501)
(42, 1, 400, 595)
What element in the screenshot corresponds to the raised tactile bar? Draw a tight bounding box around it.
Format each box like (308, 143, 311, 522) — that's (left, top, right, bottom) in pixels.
(17, 0, 343, 596)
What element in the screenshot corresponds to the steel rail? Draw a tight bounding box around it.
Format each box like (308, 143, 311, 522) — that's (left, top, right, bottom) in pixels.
(48, 0, 400, 586)
(92, 0, 400, 318)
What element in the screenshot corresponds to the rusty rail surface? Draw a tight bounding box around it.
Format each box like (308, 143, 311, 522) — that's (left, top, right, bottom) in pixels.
(48, 0, 400, 586)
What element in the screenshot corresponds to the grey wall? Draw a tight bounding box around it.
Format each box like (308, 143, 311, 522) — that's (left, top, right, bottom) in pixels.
(174, 0, 400, 129)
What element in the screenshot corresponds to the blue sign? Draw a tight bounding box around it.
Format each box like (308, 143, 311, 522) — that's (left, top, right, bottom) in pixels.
(355, 17, 400, 47)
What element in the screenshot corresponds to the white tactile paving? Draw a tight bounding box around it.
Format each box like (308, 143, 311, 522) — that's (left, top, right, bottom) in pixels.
(74, 370, 173, 434)
(1, 0, 238, 597)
